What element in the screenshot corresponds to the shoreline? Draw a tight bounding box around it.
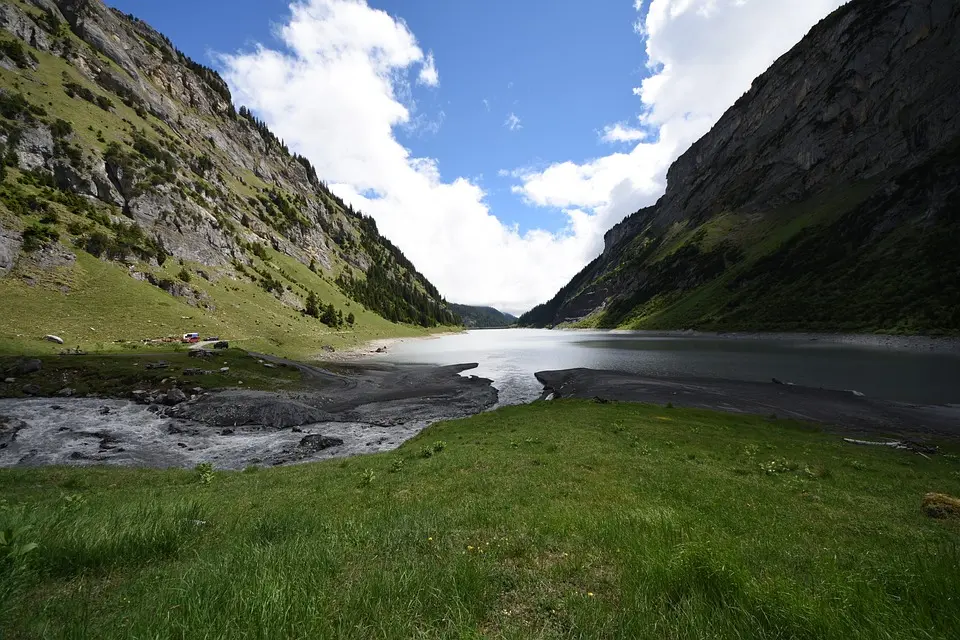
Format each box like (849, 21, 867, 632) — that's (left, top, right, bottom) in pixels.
(319, 329, 466, 362)
(541, 327, 960, 354)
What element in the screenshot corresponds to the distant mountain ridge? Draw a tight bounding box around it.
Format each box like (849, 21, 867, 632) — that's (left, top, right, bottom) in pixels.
(520, 0, 960, 336)
(449, 304, 516, 329)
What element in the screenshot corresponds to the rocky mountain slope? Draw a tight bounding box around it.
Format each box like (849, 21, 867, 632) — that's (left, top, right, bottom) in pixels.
(0, 0, 459, 355)
(521, 0, 960, 335)
(448, 304, 516, 329)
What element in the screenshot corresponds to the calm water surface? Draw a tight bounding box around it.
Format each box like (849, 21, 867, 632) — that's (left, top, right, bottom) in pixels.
(374, 329, 960, 406)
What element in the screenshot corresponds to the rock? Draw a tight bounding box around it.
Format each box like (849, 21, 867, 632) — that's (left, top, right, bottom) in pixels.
(189, 349, 212, 359)
(263, 363, 276, 369)
(922, 493, 960, 519)
(50, 404, 63, 410)
(131, 390, 149, 402)
(192, 387, 203, 394)
(21, 384, 41, 396)
(164, 388, 187, 406)
(146, 361, 169, 370)
(213, 341, 229, 349)
(99, 406, 111, 415)
(183, 368, 204, 376)
(219, 367, 230, 373)
(593, 396, 609, 404)
(221, 428, 234, 435)
(177, 442, 187, 448)
(16, 359, 42, 374)
(3, 378, 14, 384)
(298, 435, 344, 451)
(375, 346, 387, 353)
(56, 387, 75, 397)
(291, 426, 303, 433)
(772, 378, 784, 385)
(0, 228, 23, 275)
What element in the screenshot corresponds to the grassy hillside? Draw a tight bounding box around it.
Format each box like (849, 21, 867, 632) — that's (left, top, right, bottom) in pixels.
(0, 0, 460, 357)
(2, 401, 959, 638)
(0, 242, 442, 358)
(552, 146, 960, 336)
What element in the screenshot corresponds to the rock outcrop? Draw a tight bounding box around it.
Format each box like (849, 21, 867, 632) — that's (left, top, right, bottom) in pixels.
(521, 0, 960, 335)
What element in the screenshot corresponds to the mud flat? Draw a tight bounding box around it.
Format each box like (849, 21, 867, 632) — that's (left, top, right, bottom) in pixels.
(536, 368, 960, 440)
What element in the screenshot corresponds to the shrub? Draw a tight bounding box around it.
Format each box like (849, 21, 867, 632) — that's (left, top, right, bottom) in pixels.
(0, 39, 37, 68)
(51, 118, 73, 138)
(195, 463, 214, 485)
(177, 268, 192, 283)
(21, 222, 59, 251)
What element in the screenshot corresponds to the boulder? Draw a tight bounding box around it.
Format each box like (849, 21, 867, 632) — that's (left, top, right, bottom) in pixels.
(3, 378, 14, 384)
(188, 349, 212, 359)
(164, 388, 187, 406)
(213, 341, 229, 350)
(21, 384, 41, 396)
(145, 361, 169, 370)
(922, 493, 960, 519)
(16, 359, 42, 374)
(44, 335, 65, 345)
(183, 368, 205, 376)
(56, 387, 75, 397)
(298, 435, 344, 451)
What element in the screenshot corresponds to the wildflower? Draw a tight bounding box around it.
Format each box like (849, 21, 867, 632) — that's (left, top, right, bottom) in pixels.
(587, 592, 595, 597)
(467, 545, 474, 551)
(427, 537, 433, 541)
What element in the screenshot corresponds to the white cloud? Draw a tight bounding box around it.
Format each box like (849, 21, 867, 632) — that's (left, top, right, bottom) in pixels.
(600, 122, 647, 143)
(418, 50, 438, 86)
(504, 112, 522, 132)
(221, 0, 846, 315)
(482, 98, 490, 111)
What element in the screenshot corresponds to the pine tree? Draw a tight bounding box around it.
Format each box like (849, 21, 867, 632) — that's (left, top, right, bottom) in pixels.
(337, 309, 344, 326)
(346, 312, 355, 326)
(305, 291, 320, 318)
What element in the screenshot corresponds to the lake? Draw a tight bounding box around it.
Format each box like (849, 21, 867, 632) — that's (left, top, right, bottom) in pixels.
(371, 329, 960, 406)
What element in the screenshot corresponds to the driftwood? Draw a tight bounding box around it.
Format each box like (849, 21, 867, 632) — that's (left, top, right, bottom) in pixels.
(843, 438, 937, 457)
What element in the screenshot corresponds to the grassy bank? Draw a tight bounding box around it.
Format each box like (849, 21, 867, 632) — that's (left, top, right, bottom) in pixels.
(2, 401, 959, 638)
(0, 348, 303, 398)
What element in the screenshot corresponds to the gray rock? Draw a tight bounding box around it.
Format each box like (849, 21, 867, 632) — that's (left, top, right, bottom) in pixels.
(44, 335, 65, 345)
(0, 227, 22, 275)
(16, 359, 42, 375)
(164, 388, 187, 406)
(56, 387, 75, 397)
(15, 126, 54, 171)
(298, 435, 344, 451)
(21, 384, 41, 396)
(3, 378, 14, 384)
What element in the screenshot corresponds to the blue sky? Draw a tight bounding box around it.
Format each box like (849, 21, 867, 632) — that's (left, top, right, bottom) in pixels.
(107, 0, 845, 313)
(109, 0, 648, 236)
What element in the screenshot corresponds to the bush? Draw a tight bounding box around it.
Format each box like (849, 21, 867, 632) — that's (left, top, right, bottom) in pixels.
(21, 222, 59, 251)
(0, 39, 37, 68)
(177, 268, 191, 283)
(51, 118, 73, 138)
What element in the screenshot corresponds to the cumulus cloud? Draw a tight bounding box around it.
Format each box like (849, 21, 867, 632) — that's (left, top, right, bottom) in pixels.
(221, 0, 846, 315)
(418, 51, 438, 86)
(601, 122, 647, 143)
(504, 112, 522, 131)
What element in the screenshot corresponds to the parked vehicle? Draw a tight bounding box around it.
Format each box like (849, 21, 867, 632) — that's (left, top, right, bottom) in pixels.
(182, 333, 200, 344)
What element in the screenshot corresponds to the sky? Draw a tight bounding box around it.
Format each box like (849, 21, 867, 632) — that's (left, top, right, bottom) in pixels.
(109, 0, 847, 315)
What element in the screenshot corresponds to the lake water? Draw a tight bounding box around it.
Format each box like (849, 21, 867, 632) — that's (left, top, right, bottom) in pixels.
(373, 329, 960, 406)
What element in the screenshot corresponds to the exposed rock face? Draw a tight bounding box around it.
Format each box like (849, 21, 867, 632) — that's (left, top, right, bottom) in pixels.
(521, 0, 960, 334)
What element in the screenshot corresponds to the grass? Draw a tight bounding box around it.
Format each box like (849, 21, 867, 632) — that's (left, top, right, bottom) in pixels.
(2, 401, 959, 638)
(0, 348, 302, 397)
(0, 246, 448, 359)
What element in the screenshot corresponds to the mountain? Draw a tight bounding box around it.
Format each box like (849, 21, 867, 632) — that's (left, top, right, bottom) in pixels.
(449, 304, 516, 329)
(0, 0, 459, 355)
(520, 0, 960, 336)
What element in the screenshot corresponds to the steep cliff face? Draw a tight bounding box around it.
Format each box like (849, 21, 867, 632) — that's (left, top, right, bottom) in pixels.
(521, 0, 960, 335)
(0, 0, 458, 352)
